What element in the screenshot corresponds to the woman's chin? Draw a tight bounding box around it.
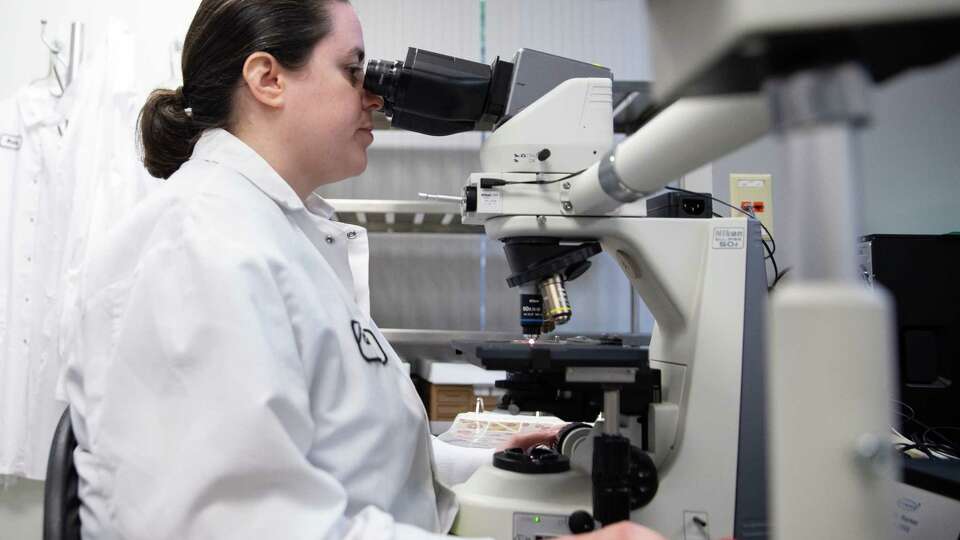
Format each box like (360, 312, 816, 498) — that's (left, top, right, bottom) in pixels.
(345, 151, 369, 178)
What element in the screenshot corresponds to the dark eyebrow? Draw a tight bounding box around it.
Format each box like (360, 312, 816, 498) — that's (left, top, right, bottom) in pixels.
(346, 47, 365, 63)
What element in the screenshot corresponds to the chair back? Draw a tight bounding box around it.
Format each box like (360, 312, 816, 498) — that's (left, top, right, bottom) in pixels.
(43, 407, 81, 540)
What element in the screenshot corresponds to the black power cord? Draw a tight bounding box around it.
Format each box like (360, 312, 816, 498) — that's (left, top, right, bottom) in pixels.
(894, 399, 960, 459)
(480, 169, 587, 188)
(667, 186, 784, 290)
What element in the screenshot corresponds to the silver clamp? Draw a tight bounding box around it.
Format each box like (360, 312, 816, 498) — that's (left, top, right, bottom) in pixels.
(598, 150, 641, 203)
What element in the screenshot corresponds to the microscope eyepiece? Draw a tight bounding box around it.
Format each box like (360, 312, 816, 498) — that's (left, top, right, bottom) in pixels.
(362, 58, 402, 105)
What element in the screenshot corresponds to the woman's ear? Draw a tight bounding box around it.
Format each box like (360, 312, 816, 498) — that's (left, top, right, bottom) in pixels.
(241, 52, 285, 109)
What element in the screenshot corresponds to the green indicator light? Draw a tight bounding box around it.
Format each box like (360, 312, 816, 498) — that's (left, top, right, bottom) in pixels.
(533, 516, 541, 524)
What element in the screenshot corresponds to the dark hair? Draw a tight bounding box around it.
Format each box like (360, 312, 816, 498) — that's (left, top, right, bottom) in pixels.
(139, 0, 349, 179)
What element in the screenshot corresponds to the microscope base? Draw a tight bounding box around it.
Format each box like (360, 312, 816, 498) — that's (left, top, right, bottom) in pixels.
(451, 465, 593, 539)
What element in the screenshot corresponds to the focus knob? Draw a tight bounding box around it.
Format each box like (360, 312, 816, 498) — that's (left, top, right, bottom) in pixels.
(568, 510, 595, 534)
(464, 186, 477, 212)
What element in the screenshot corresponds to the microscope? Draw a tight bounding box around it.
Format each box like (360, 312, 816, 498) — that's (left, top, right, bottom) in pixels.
(363, 4, 960, 537)
(364, 48, 768, 539)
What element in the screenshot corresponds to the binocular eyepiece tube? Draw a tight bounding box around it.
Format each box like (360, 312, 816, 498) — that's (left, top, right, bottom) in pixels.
(361, 47, 513, 136)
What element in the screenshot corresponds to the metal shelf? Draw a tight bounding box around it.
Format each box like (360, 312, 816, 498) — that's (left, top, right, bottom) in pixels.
(329, 199, 482, 234)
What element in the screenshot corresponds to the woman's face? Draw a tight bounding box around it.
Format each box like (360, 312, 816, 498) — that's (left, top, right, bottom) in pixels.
(283, 2, 383, 185)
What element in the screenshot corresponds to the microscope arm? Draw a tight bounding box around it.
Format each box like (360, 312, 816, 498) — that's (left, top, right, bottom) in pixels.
(568, 94, 770, 215)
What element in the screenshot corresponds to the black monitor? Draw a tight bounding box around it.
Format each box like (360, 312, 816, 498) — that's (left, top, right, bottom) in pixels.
(860, 234, 960, 451)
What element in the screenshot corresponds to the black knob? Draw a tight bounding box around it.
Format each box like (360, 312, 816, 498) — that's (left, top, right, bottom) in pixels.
(537, 148, 551, 161)
(628, 445, 659, 509)
(464, 186, 477, 212)
(568, 510, 595, 534)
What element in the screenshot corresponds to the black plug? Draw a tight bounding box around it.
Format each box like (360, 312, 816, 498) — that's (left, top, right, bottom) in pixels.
(480, 177, 508, 188)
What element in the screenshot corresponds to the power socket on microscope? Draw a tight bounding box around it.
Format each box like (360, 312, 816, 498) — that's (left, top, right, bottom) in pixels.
(645, 191, 713, 218)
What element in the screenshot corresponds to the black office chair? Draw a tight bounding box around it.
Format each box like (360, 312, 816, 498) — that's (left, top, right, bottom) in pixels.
(43, 407, 81, 540)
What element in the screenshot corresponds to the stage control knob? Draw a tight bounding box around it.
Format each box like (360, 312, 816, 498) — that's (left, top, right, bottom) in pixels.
(568, 510, 595, 534)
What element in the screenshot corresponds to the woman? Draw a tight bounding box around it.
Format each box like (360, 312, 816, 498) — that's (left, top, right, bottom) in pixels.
(63, 1, 666, 539)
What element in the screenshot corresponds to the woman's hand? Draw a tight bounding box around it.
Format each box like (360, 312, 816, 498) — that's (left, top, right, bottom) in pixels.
(496, 426, 563, 452)
(557, 521, 667, 540)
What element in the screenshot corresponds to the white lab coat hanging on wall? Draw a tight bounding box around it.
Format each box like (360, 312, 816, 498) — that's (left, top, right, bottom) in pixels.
(0, 18, 162, 482)
(56, 18, 161, 377)
(62, 128, 460, 539)
(0, 82, 68, 481)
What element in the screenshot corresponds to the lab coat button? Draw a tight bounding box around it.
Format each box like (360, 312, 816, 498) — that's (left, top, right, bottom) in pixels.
(325, 236, 335, 244)
(347, 231, 359, 240)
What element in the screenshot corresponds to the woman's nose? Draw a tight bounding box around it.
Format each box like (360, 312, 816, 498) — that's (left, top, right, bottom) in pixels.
(362, 89, 384, 111)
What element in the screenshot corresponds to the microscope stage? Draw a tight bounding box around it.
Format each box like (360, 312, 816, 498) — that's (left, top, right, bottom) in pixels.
(452, 338, 649, 373)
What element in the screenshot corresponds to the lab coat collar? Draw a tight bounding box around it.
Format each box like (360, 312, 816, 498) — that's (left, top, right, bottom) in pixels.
(191, 128, 337, 218)
(304, 192, 336, 219)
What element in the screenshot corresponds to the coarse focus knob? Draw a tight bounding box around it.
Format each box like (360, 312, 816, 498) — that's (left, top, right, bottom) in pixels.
(464, 186, 477, 212)
(568, 510, 595, 534)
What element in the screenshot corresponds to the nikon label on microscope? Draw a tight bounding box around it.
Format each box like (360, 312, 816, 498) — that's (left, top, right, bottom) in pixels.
(520, 294, 544, 327)
(477, 188, 503, 213)
(712, 227, 745, 249)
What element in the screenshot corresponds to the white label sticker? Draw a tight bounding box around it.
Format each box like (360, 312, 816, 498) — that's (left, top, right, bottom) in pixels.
(512, 152, 537, 165)
(713, 227, 745, 249)
(0, 134, 22, 151)
(477, 189, 503, 213)
(737, 179, 765, 188)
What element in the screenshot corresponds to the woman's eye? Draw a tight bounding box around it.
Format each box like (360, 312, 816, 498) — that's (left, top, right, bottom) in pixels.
(346, 66, 363, 85)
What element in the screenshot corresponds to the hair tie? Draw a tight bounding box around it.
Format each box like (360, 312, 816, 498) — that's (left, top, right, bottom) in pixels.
(175, 86, 193, 118)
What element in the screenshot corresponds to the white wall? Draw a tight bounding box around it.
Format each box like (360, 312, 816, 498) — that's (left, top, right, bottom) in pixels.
(860, 57, 960, 235)
(1, 0, 652, 99)
(0, 0, 202, 99)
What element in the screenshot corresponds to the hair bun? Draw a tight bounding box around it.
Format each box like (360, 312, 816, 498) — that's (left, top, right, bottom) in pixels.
(138, 88, 203, 179)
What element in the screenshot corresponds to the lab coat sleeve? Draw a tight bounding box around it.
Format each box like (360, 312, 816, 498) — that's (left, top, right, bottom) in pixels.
(81, 214, 453, 540)
(430, 437, 496, 487)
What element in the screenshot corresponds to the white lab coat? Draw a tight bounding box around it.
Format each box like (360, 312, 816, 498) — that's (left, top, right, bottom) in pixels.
(57, 20, 160, 345)
(1, 19, 157, 482)
(0, 81, 69, 480)
(62, 128, 462, 539)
